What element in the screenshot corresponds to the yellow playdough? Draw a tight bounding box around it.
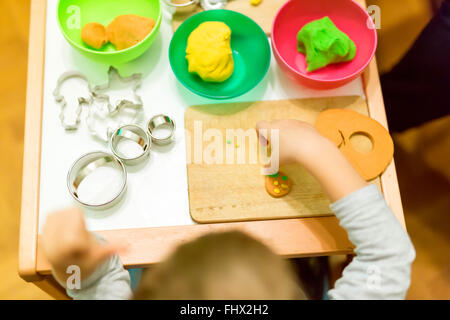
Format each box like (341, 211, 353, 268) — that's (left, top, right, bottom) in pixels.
(186, 22, 234, 82)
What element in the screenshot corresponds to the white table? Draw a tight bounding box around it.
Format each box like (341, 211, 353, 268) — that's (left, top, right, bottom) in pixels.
(38, 0, 365, 233)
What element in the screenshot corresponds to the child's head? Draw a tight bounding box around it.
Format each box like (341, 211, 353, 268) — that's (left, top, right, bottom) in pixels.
(134, 231, 306, 299)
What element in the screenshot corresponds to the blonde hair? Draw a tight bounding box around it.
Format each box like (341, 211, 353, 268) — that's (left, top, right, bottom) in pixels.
(134, 231, 306, 300)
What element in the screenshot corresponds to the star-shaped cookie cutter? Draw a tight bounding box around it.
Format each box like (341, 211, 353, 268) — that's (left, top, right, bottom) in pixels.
(87, 67, 144, 142)
(91, 66, 143, 114)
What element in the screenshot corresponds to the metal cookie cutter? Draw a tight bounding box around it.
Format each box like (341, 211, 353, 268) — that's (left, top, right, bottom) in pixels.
(201, 0, 227, 10)
(87, 66, 144, 142)
(164, 0, 199, 14)
(86, 96, 144, 143)
(67, 151, 127, 209)
(91, 66, 143, 113)
(110, 124, 151, 165)
(147, 114, 176, 145)
(53, 71, 92, 130)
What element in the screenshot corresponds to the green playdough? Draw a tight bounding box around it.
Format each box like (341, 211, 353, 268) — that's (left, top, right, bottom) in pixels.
(297, 17, 356, 72)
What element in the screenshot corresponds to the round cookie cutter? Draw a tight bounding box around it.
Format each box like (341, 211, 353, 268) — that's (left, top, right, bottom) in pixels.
(163, 0, 199, 14)
(201, 0, 227, 10)
(110, 124, 151, 165)
(67, 151, 127, 209)
(147, 114, 176, 145)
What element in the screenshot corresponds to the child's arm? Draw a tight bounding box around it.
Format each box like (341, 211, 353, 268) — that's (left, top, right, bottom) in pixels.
(257, 120, 415, 299)
(41, 208, 132, 299)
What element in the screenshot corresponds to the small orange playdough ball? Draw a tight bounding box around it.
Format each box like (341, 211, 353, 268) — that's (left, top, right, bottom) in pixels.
(81, 22, 108, 49)
(106, 14, 156, 50)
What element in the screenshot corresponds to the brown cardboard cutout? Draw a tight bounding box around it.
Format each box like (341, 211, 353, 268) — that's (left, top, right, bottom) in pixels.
(315, 109, 394, 181)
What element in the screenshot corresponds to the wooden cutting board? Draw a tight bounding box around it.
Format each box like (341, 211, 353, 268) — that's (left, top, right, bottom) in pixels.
(185, 96, 381, 223)
(172, 0, 287, 34)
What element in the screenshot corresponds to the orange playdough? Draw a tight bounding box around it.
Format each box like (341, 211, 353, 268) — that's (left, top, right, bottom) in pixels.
(315, 109, 394, 181)
(106, 14, 156, 50)
(81, 22, 108, 49)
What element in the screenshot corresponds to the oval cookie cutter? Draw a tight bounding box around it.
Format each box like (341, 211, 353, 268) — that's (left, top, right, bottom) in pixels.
(67, 151, 127, 209)
(147, 114, 176, 145)
(110, 124, 151, 165)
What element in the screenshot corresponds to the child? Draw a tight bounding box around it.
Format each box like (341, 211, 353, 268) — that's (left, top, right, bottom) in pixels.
(41, 119, 415, 299)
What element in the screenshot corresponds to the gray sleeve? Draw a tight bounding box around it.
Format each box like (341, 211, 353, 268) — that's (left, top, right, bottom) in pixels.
(327, 185, 415, 300)
(66, 254, 132, 300)
(53, 236, 132, 300)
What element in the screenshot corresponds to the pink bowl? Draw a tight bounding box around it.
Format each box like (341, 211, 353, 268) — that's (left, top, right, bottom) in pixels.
(272, 0, 377, 89)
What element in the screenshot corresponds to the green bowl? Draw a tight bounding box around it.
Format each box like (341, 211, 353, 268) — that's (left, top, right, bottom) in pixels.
(169, 10, 271, 100)
(57, 0, 162, 65)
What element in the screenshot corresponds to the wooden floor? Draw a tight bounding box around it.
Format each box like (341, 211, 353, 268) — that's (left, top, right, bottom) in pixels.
(0, 0, 448, 299)
(0, 0, 51, 299)
(395, 117, 450, 299)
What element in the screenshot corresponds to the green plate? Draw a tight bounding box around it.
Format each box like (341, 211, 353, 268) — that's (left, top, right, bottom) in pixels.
(57, 0, 162, 65)
(169, 10, 271, 100)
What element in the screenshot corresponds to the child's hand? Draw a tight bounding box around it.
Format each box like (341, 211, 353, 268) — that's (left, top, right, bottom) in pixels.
(256, 119, 332, 166)
(256, 119, 366, 202)
(41, 207, 122, 283)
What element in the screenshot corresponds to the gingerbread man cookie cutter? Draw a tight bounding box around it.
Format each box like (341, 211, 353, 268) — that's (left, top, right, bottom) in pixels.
(53, 71, 93, 130)
(54, 67, 144, 142)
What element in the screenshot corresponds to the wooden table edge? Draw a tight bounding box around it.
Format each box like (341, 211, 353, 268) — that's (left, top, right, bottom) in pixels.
(19, 0, 405, 279)
(36, 217, 354, 275)
(362, 56, 406, 227)
(19, 0, 47, 282)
